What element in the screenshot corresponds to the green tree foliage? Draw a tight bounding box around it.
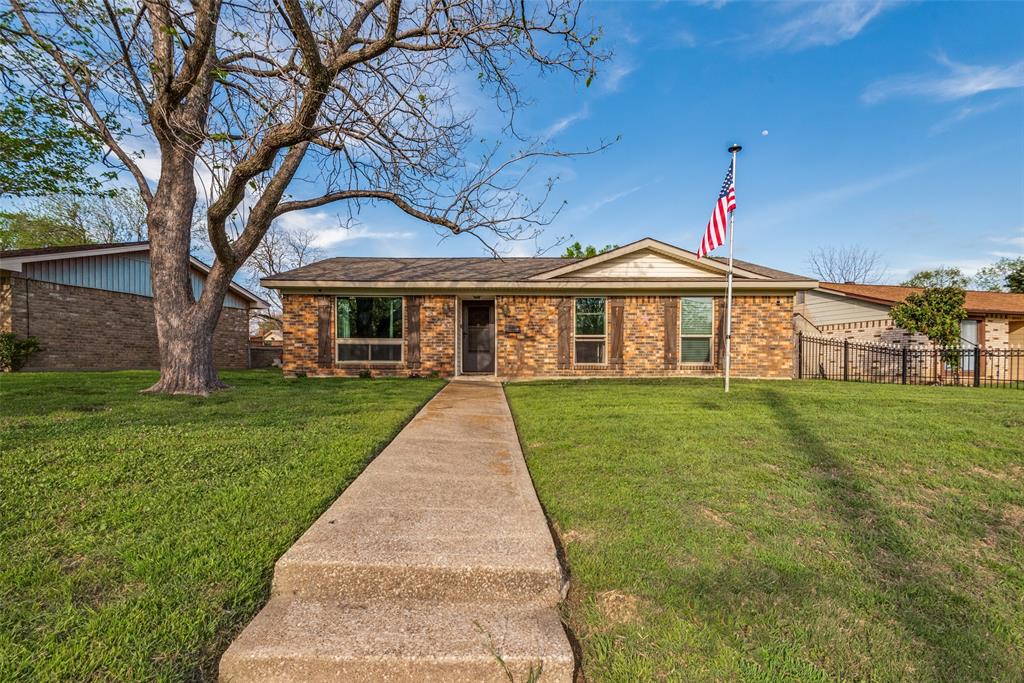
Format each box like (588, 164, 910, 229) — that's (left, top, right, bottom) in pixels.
(0, 190, 147, 250)
(0, 211, 88, 250)
(0, 92, 112, 197)
(901, 267, 970, 289)
(973, 257, 1024, 292)
(890, 286, 967, 368)
(562, 242, 618, 259)
(1008, 262, 1024, 294)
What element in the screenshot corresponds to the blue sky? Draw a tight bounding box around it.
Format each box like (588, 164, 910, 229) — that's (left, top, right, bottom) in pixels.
(277, 0, 1024, 282)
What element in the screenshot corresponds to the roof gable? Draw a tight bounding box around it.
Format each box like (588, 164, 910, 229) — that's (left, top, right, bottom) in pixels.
(0, 241, 268, 308)
(532, 238, 766, 281)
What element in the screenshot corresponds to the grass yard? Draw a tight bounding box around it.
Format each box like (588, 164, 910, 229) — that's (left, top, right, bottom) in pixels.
(506, 379, 1024, 682)
(0, 370, 443, 681)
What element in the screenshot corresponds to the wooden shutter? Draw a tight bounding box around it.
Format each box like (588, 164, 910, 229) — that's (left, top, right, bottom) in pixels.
(406, 296, 421, 368)
(557, 298, 572, 369)
(317, 296, 333, 368)
(664, 297, 679, 369)
(609, 297, 624, 368)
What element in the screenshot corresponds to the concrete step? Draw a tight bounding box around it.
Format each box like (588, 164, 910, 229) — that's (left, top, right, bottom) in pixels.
(271, 491, 565, 605)
(219, 597, 574, 682)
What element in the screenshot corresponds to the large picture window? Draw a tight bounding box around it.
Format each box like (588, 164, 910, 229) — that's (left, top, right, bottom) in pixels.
(336, 296, 403, 362)
(681, 297, 713, 364)
(575, 297, 606, 364)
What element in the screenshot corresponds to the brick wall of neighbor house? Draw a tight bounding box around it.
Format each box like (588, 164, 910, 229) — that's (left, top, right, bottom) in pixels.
(811, 318, 933, 346)
(0, 276, 13, 334)
(495, 294, 794, 379)
(811, 314, 1024, 349)
(2, 276, 248, 370)
(280, 293, 456, 377)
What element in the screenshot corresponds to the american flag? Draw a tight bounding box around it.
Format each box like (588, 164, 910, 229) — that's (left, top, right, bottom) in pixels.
(697, 162, 736, 258)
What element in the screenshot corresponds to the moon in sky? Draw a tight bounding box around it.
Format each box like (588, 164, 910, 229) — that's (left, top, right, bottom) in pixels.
(761, 130, 769, 136)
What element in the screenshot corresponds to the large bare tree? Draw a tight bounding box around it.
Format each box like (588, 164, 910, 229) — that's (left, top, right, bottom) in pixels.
(242, 221, 323, 324)
(3, 0, 606, 394)
(806, 245, 886, 284)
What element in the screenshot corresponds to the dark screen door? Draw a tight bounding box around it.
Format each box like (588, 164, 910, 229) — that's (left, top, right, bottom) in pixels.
(462, 301, 495, 373)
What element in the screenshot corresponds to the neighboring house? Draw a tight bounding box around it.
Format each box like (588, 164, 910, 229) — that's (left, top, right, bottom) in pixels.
(0, 242, 268, 371)
(262, 237, 818, 379)
(795, 282, 1024, 349)
(261, 329, 284, 346)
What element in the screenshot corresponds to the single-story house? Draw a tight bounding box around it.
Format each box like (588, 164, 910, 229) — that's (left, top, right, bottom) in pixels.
(795, 282, 1024, 349)
(0, 241, 268, 370)
(262, 237, 818, 379)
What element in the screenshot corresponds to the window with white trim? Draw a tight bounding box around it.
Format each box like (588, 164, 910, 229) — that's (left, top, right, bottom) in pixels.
(336, 296, 403, 362)
(575, 297, 606, 364)
(681, 297, 713, 364)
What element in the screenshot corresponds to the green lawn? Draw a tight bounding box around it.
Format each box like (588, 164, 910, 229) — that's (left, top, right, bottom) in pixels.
(506, 379, 1024, 682)
(0, 370, 443, 681)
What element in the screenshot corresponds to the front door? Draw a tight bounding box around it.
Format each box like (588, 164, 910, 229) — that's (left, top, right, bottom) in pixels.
(462, 301, 495, 373)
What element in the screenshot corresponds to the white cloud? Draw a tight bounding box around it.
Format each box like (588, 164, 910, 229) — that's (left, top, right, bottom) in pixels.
(928, 99, 1007, 135)
(864, 54, 1024, 104)
(748, 162, 930, 229)
(760, 0, 894, 51)
(601, 61, 636, 93)
(567, 184, 647, 220)
(278, 211, 415, 248)
(991, 231, 1024, 251)
(673, 28, 698, 47)
(542, 105, 590, 140)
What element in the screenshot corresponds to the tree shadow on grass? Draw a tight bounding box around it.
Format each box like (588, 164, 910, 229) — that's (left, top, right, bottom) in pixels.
(760, 387, 1008, 681)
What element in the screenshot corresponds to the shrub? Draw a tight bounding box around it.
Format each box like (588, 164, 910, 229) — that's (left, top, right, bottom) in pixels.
(0, 332, 41, 371)
(890, 286, 967, 369)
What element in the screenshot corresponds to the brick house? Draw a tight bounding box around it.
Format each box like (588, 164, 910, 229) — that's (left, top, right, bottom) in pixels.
(795, 282, 1024, 349)
(0, 242, 268, 371)
(263, 238, 817, 379)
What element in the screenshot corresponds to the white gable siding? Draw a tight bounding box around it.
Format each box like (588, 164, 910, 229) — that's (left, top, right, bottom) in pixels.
(801, 289, 890, 326)
(562, 251, 724, 279)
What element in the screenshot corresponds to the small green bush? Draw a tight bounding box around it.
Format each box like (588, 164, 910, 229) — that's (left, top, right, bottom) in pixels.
(0, 332, 41, 371)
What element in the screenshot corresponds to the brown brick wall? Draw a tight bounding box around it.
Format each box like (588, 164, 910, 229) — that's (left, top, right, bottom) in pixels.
(495, 294, 794, 379)
(3, 276, 248, 370)
(810, 314, 1024, 349)
(728, 295, 795, 379)
(281, 294, 456, 377)
(812, 318, 932, 347)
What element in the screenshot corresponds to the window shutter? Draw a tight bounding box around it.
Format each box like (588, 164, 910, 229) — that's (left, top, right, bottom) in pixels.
(716, 297, 726, 366)
(317, 296, 333, 368)
(664, 297, 679, 369)
(609, 297, 624, 367)
(557, 298, 571, 369)
(406, 296, 421, 368)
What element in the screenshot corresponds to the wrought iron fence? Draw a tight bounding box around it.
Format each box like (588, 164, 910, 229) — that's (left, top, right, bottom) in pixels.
(797, 334, 1024, 389)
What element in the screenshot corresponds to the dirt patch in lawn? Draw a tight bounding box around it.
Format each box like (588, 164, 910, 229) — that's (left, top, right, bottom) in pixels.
(596, 590, 642, 627)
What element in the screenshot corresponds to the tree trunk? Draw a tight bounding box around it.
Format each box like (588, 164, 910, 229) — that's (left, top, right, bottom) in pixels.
(143, 146, 232, 396)
(143, 306, 228, 395)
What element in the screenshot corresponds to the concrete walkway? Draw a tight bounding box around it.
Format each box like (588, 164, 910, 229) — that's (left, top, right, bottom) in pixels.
(220, 380, 573, 681)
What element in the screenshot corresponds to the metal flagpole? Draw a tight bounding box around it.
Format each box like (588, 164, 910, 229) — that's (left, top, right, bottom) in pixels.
(724, 143, 741, 393)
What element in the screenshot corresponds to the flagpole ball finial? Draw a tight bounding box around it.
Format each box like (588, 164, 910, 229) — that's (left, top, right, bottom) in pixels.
(728, 144, 742, 153)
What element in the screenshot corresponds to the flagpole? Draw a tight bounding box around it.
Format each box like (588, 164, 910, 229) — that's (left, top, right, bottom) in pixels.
(724, 144, 741, 393)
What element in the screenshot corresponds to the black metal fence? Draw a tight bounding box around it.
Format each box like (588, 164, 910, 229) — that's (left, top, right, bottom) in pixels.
(797, 334, 1024, 389)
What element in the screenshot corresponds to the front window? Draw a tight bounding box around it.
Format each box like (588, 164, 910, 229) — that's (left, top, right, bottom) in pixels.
(575, 297, 606, 364)
(681, 297, 713, 364)
(336, 296, 403, 362)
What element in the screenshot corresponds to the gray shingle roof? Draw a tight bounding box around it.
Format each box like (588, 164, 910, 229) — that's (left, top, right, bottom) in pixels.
(269, 255, 810, 282)
(269, 257, 580, 282)
(708, 256, 812, 281)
